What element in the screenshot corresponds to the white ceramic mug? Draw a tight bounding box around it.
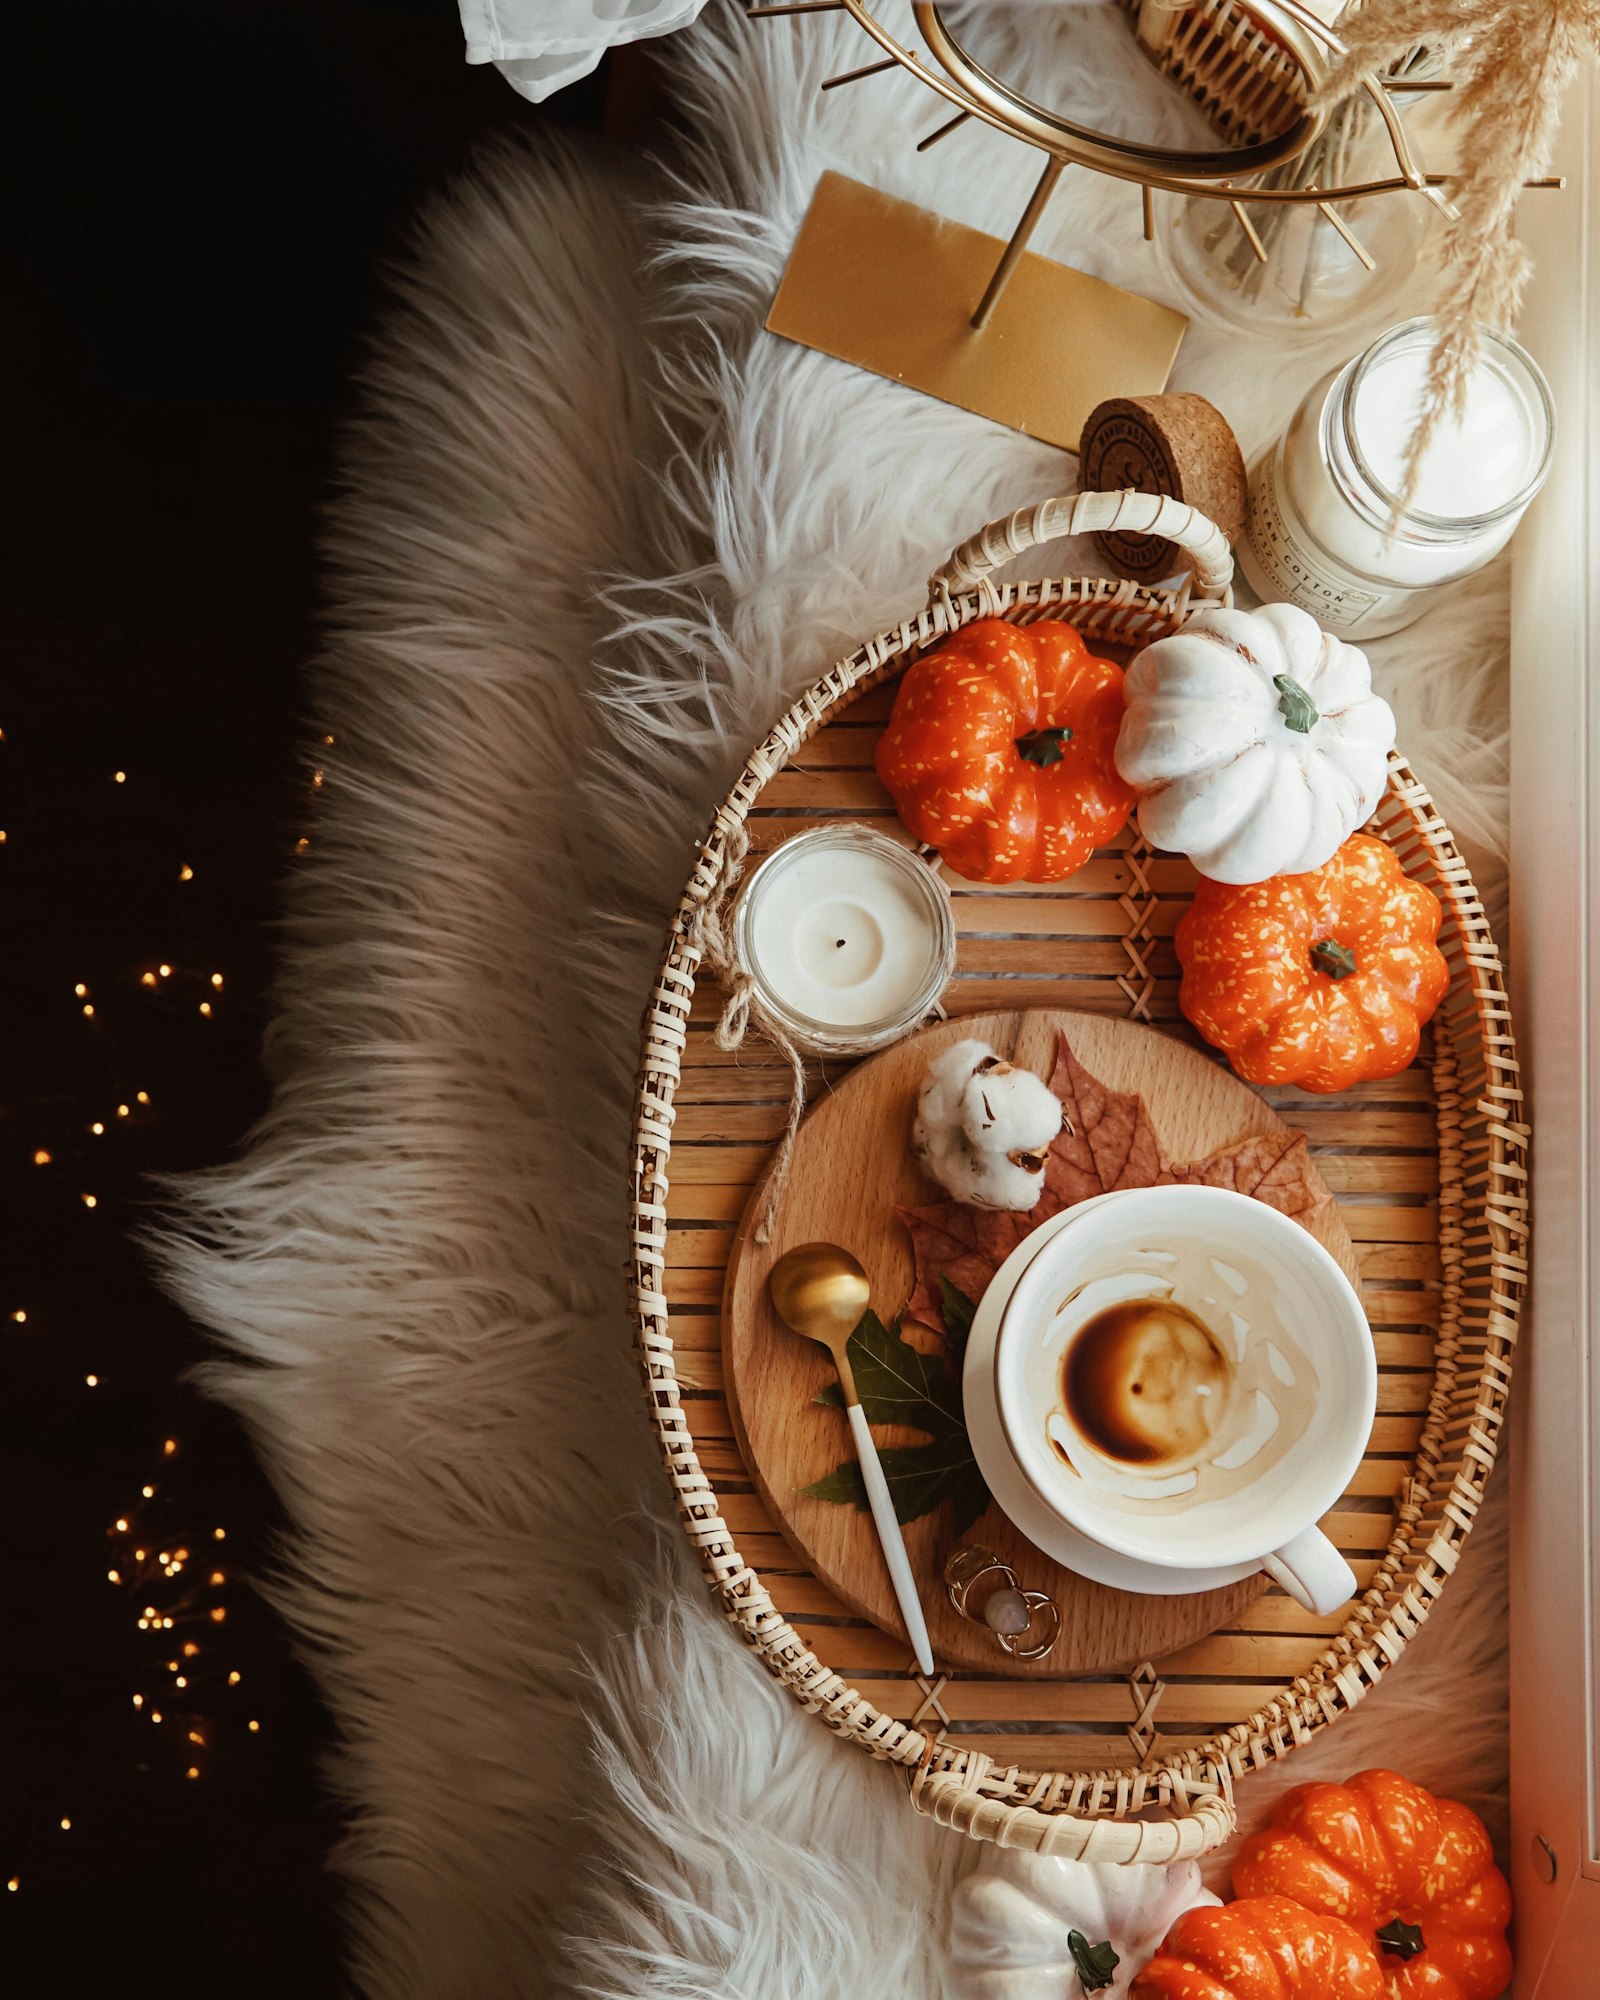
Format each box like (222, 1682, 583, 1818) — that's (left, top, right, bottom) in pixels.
(991, 1186, 1376, 1616)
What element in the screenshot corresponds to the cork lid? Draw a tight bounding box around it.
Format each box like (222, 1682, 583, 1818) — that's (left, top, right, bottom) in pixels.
(1079, 393, 1247, 585)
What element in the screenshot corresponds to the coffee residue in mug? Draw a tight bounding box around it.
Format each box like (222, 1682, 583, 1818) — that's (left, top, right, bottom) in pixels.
(1042, 1246, 1323, 1511)
(1061, 1298, 1229, 1466)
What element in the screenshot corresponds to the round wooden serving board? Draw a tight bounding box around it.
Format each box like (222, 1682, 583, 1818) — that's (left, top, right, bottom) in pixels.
(723, 1008, 1366, 1679)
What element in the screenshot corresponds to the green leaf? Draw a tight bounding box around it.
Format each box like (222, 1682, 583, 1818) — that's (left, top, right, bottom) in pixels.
(1310, 938, 1358, 980)
(945, 1454, 992, 1540)
(800, 1461, 867, 1506)
(1376, 1917, 1426, 1962)
(802, 1435, 991, 1534)
(816, 1288, 975, 1402)
(1015, 725, 1072, 767)
(938, 1277, 978, 1366)
(847, 1310, 962, 1431)
(802, 1310, 991, 1529)
(1273, 672, 1319, 734)
(814, 1308, 934, 1412)
(874, 1434, 988, 1534)
(1067, 1932, 1121, 1993)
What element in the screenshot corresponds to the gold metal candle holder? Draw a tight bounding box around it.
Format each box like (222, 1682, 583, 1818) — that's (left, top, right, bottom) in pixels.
(754, 0, 1563, 444)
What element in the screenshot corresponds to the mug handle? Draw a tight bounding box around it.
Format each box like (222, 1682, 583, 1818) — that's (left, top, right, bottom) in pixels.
(1262, 1526, 1357, 1617)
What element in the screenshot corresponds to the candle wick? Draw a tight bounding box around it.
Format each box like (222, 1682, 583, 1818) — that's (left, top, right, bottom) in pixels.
(836, 939, 846, 948)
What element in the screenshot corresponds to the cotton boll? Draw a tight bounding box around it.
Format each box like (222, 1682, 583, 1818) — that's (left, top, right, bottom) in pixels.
(955, 1059, 1062, 1161)
(913, 1041, 1064, 1212)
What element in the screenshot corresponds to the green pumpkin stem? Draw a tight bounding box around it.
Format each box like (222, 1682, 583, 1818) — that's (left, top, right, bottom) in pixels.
(1066, 1932, 1120, 1993)
(1311, 938, 1358, 980)
(1274, 673, 1320, 734)
(1376, 1917, 1426, 1961)
(1016, 726, 1072, 767)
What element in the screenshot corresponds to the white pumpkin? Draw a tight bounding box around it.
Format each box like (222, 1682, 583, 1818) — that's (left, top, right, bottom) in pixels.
(1114, 602, 1396, 884)
(948, 1849, 1219, 2000)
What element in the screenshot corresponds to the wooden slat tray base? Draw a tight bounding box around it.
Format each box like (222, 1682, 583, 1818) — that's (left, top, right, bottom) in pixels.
(665, 684, 1442, 1772)
(722, 1009, 1370, 1679)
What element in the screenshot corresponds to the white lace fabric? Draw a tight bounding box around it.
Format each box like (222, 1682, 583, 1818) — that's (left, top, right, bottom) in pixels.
(459, 0, 709, 102)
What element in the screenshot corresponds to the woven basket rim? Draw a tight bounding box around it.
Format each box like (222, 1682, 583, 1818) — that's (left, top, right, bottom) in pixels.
(629, 550, 1525, 1854)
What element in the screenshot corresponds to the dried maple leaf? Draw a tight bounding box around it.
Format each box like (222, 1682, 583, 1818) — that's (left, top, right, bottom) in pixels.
(1045, 1030, 1172, 1207)
(903, 1030, 1327, 1338)
(894, 1203, 1042, 1338)
(1173, 1128, 1322, 1218)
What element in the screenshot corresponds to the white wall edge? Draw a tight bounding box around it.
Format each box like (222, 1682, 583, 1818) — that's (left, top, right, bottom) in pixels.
(1509, 54, 1600, 2000)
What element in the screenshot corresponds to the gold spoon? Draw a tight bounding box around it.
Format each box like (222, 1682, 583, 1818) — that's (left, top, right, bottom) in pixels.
(769, 1243, 935, 1675)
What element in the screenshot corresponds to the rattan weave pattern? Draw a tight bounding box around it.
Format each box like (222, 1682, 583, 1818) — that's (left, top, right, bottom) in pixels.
(627, 492, 1526, 1857)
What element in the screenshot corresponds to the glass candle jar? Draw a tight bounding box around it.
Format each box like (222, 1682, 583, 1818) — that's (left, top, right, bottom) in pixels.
(732, 825, 956, 1057)
(1237, 316, 1555, 639)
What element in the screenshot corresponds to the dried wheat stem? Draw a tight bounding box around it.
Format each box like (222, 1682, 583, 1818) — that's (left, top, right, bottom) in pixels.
(1314, 0, 1596, 517)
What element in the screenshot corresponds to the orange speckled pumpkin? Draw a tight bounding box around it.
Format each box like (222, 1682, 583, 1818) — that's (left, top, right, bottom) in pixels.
(1175, 833, 1449, 1093)
(1131, 1894, 1386, 1999)
(1233, 1770, 1513, 2000)
(875, 617, 1132, 883)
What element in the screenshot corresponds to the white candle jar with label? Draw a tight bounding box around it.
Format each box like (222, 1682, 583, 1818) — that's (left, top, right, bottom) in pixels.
(732, 824, 956, 1057)
(1238, 316, 1554, 639)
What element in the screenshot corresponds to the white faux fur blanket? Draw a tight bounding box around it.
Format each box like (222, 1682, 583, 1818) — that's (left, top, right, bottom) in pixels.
(158, 7, 1515, 1995)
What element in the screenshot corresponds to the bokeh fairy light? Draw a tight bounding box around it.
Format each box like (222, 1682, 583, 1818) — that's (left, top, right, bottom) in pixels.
(2, 714, 329, 1904)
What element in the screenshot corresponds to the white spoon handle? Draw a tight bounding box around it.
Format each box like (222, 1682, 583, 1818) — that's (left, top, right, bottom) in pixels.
(846, 1401, 935, 1677)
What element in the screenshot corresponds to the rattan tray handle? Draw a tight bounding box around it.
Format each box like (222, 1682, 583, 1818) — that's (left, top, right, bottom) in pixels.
(912, 1759, 1236, 1858)
(930, 489, 1235, 601)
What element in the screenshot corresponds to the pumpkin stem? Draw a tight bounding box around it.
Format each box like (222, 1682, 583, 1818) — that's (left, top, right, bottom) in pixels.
(1066, 1932, 1120, 1993)
(1016, 726, 1072, 767)
(1311, 939, 1358, 979)
(1273, 673, 1320, 734)
(1376, 1918, 1426, 1961)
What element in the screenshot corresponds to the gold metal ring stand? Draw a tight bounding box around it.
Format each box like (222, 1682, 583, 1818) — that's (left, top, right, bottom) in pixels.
(755, 0, 1561, 442)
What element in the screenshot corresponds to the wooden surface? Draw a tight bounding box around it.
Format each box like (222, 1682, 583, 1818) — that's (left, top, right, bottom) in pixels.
(724, 1009, 1365, 1677)
(667, 678, 1441, 1767)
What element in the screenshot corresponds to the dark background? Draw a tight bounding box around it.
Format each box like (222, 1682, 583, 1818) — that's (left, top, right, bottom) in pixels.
(3, 5, 605, 1988)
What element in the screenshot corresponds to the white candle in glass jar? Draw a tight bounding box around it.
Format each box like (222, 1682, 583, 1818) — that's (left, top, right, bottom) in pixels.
(1238, 316, 1554, 639)
(734, 826, 955, 1055)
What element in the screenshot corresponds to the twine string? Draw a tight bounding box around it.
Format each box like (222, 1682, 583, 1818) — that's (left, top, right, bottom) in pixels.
(690, 827, 955, 1244)
(688, 826, 806, 1247)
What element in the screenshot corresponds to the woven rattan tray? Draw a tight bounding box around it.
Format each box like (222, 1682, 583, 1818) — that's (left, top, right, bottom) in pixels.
(629, 491, 1526, 1860)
